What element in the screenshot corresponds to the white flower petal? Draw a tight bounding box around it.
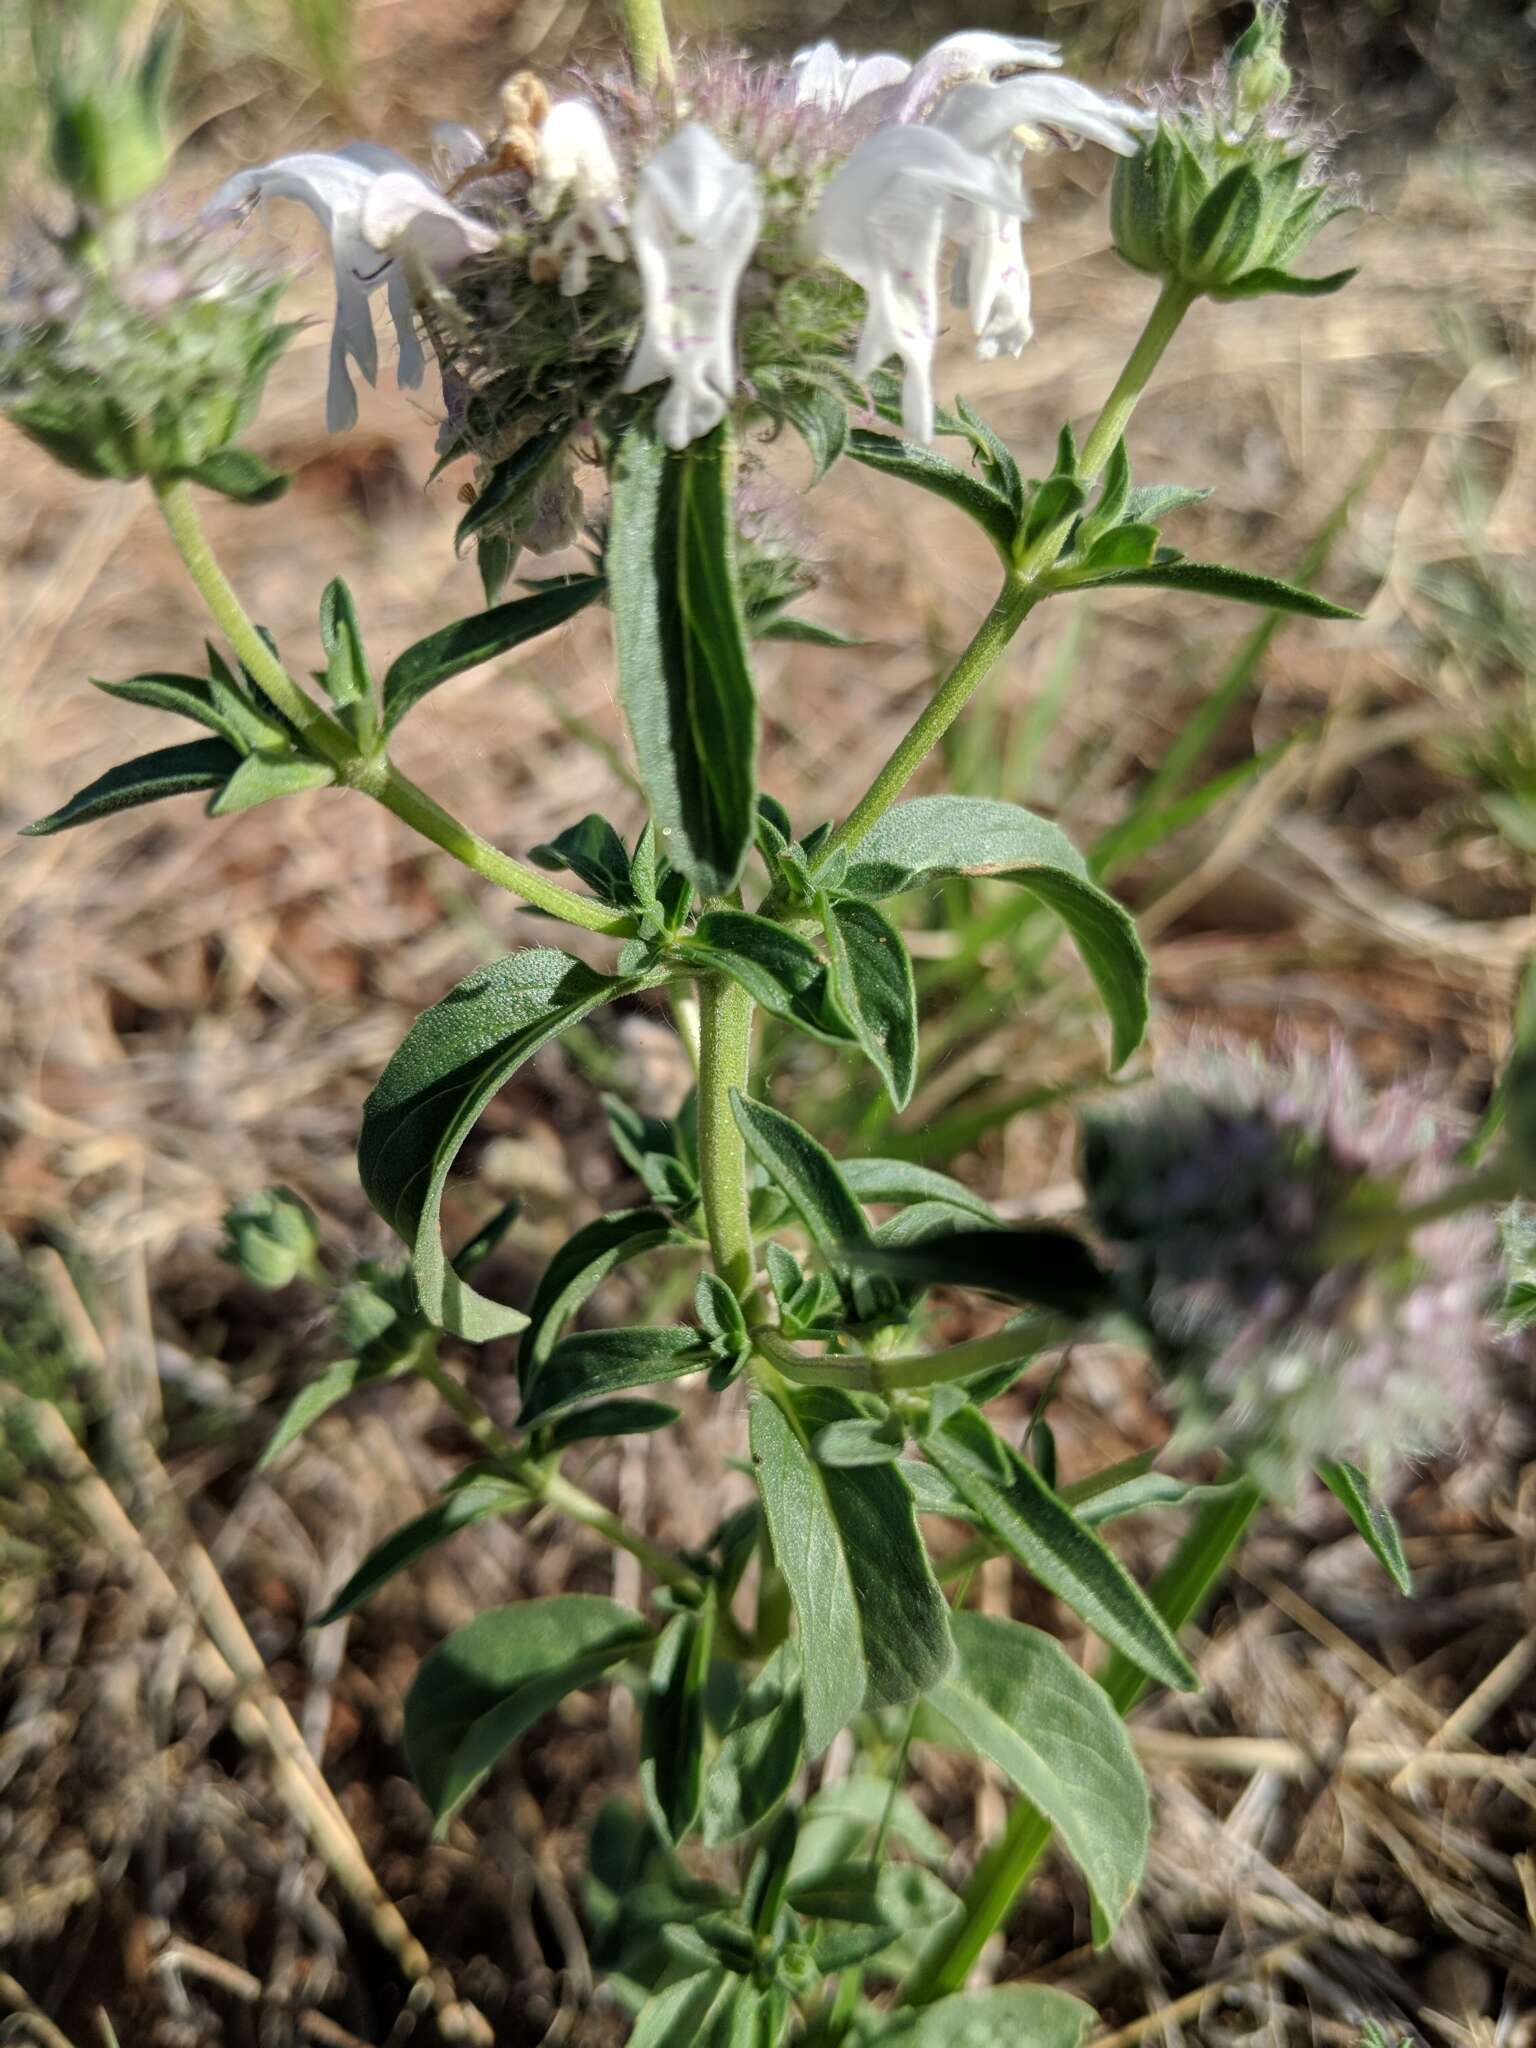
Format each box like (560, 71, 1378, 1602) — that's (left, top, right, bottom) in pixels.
(897, 30, 1062, 119)
(431, 120, 487, 186)
(531, 99, 628, 295)
(360, 171, 499, 268)
(932, 75, 1152, 158)
(814, 126, 1027, 442)
(789, 39, 911, 111)
(620, 123, 762, 450)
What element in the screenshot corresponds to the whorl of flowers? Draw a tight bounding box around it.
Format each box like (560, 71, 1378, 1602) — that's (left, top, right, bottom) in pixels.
(208, 30, 1150, 473)
(1079, 1042, 1498, 1493)
(0, 209, 293, 484)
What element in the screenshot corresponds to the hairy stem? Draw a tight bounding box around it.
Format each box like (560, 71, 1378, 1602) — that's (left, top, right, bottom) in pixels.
(153, 478, 632, 937)
(901, 1476, 1262, 2004)
(696, 973, 757, 1302)
(817, 282, 1198, 869)
(616, 0, 673, 86)
(408, 1350, 702, 1594)
(814, 578, 1038, 869)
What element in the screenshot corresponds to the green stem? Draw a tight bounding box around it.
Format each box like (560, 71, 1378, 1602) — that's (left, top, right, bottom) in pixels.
(408, 1348, 702, 1595)
(814, 578, 1038, 869)
(901, 1476, 1262, 2006)
(616, 0, 673, 86)
(816, 281, 1198, 872)
(696, 973, 757, 1302)
(751, 1320, 1047, 1397)
(152, 477, 632, 937)
(365, 760, 634, 936)
(154, 477, 354, 768)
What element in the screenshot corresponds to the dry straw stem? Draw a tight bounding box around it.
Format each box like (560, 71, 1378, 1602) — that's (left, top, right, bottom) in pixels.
(8, 1254, 493, 2048)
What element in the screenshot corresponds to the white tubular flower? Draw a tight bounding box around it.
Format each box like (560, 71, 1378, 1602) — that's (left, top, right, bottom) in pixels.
(812, 125, 1028, 443)
(895, 31, 1062, 120)
(529, 99, 628, 297)
(621, 123, 763, 451)
(931, 77, 1150, 360)
(211, 148, 495, 432)
(788, 40, 912, 113)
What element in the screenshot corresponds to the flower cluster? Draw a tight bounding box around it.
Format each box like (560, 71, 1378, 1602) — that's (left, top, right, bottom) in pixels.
(210, 30, 1150, 466)
(1109, 0, 1357, 300)
(0, 208, 293, 484)
(1080, 1042, 1498, 1493)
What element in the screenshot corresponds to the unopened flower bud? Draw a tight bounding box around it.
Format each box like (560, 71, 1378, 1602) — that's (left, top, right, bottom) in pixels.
(48, 15, 181, 219)
(221, 1188, 322, 1290)
(1231, 4, 1293, 120)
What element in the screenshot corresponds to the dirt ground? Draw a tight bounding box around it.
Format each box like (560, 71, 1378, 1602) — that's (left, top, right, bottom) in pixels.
(2, 2, 1535, 2044)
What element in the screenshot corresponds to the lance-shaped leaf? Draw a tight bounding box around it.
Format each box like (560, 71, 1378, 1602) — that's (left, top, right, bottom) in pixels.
(381, 576, 604, 731)
(750, 1386, 952, 1757)
(315, 1475, 529, 1624)
(94, 670, 285, 751)
(1317, 1460, 1412, 1595)
(701, 1642, 805, 1845)
(528, 813, 636, 908)
(23, 738, 241, 835)
(185, 447, 291, 503)
(318, 577, 370, 709)
(928, 1611, 1148, 1942)
(454, 419, 570, 548)
(924, 1405, 1197, 1693)
(404, 1594, 652, 1825)
(730, 1093, 870, 1263)
(516, 1325, 711, 1428)
(819, 894, 919, 1110)
(208, 749, 335, 816)
(838, 795, 1148, 1068)
(608, 422, 758, 896)
(518, 1208, 683, 1410)
(1060, 558, 1359, 618)
(878, 1987, 1095, 2048)
(847, 428, 1017, 560)
(359, 951, 644, 1341)
(839, 1159, 998, 1225)
(679, 910, 853, 1045)
(641, 1603, 714, 1844)
(847, 1223, 1112, 1319)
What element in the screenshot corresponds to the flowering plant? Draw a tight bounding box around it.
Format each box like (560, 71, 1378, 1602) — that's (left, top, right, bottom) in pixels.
(10, 2, 1526, 2039)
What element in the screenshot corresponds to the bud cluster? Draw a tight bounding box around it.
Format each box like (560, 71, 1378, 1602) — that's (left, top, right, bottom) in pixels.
(0, 210, 294, 485)
(1080, 1043, 1498, 1493)
(1109, 2, 1357, 301)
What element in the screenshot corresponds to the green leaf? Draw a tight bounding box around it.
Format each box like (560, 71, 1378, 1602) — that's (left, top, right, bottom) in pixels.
(543, 1398, 681, 1450)
(838, 1160, 997, 1226)
(1123, 483, 1211, 523)
(641, 1604, 714, 1844)
(22, 738, 240, 835)
(952, 396, 1025, 515)
(730, 1093, 871, 1266)
(477, 533, 515, 607)
(516, 1326, 710, 1428)
(1317, 1460, 1413, 1595)
(848, 1225, 1111, 1318)
(680, 911, 852, 1046)
(750, 1386, 952, 1757)
(1072, 1471, 1236, 1527)
(820, 895, 918, 1111)
(1186, 164, 1264, 276)
(627, 1969, 747, 2048)
(518, 1208, 681, 1409)
(1082, 521, 1160, 571)
(701, 1643, 805, 1845)
(872, 1986, 1095, 2048)
(794, 1775, 949, 1871)
(257, 1357, 372, 1469)
(94, 670, 284, 752)
(359, 951, 641, 1341)
(1063, 558, 1359, 619)
(1021, 474, 1088, 554)
(928, 1611, 1148, 1941)
(754, 613, 860, 648)
(924, 1406, 1197, 1693)
(317, 577, 371, 709)
(381, 577, 603, 732)
(528, 813, 636, 907)
(775, 379, 849, 484)
(208, 748, 335, 815)
(609, 423, 758, 897)
(403, 1594, 651, 1825)
(1215, 264, 1358, 300)
(847, 429, 1017, 560)
(183, 447, 290, 503)
(314, 1476, 528, 1624)
(454, 421, 569, 548)
(812, 1416, 904, 1468)
(838, 795, 1148, 1068)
